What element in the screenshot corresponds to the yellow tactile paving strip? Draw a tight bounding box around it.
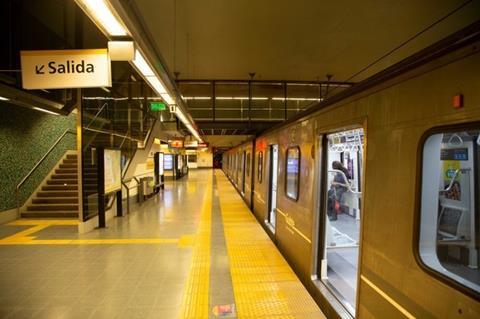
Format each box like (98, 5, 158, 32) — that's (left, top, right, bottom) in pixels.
(180, 174, 213, 319)
(215, 171, 326, 319)
(0, 219, 188, 246)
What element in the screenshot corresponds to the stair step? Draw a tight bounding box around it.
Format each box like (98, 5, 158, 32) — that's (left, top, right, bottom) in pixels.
(42, 185, 78, 191)
(27, 204, 78, 211)
(47, 180, 78, 185)
(21, 153, 80, 220)
(21, 211, 78, 218)
(37, 191, 78, 197)
(52, 174, 77, 179)
(55, 168, 77, 174)
(32, 197, 78, 204)
(59, 164, 77, 169)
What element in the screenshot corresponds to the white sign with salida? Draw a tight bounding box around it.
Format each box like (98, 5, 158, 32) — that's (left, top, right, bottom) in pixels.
(20, 49, 111, 90)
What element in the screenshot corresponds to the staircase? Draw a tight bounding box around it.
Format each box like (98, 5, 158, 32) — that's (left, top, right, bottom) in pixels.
(22, 154, 79, 218)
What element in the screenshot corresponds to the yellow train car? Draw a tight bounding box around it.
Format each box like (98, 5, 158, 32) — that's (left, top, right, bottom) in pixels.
(223, 23, 480, 318)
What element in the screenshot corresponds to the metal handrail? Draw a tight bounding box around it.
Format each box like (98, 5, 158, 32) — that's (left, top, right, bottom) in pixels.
(83, 126, 143, 142)
(120, 173, 159, 215)
(84, 102, 108, 129)
(15, 129, 76, 215)
(328, 169, 361, 195)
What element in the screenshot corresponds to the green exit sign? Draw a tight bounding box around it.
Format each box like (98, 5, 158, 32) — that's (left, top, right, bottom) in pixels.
(150, 102, 166, 111)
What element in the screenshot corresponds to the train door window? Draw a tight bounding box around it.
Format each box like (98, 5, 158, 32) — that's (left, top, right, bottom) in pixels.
(258, 151, 264, 183)
(246, 152, 251, 177)
(419, 129, 480, 295)
(285, 147, 300, 201)
(242, 151, 246, 194)
(320, 128, 364, 315)
(268, 145, 279, 228)
(235, 153, 239, 182)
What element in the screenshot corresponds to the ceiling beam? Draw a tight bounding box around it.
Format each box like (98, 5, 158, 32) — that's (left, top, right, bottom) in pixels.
(176, 79, 355, 87)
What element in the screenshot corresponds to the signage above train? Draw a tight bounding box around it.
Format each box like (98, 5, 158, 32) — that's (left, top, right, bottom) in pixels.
(20, 49, 111, 90)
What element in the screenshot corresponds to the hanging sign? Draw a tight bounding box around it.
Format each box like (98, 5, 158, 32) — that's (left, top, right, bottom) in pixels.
(20, 49, 111, 90)
(198, 142, 209, 148)
(169, 140, 184, 148)
(184, 141, 198, 148)
(150, 101, 166, 111)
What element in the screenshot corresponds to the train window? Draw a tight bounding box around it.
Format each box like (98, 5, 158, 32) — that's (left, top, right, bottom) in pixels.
(246, 152, 251, 177)
(419, 129, 480, 295)
(285, 147, 300, 200)
(320, 128, 364, 315)
(258, 151, 263, 183)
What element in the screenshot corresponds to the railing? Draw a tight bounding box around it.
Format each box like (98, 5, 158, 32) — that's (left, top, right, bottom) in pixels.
(15, 129, 76, 216)
(328, 169, 361, 194)
(14, 98, 159, 219)
(121, 176, 141, 215)
(121, 170, 165, 215)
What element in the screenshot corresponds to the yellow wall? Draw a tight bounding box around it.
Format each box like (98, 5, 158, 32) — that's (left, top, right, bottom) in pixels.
(197, 149, 213, 168)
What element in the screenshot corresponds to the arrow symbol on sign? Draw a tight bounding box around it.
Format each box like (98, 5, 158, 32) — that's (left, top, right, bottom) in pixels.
(35, 65, 45, 74)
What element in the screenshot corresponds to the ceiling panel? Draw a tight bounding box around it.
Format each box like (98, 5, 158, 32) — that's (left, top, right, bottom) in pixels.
(133, 0, 479, 82)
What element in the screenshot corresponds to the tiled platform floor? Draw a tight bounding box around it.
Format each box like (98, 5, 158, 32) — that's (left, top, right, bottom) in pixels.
(0, 169, 324, 319)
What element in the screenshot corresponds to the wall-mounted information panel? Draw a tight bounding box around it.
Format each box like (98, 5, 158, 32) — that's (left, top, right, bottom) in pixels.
(104, 149, 122, 194)
(164, 154, 174, 170)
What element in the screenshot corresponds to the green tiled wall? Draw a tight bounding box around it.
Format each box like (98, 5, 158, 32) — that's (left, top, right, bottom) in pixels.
(0, 102, 77, 212)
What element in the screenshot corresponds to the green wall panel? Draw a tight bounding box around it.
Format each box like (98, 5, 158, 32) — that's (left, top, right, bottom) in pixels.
(0, 102, 76, 212)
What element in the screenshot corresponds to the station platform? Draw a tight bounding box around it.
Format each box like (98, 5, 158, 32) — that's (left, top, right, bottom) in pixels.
(0, 170, 325, 319)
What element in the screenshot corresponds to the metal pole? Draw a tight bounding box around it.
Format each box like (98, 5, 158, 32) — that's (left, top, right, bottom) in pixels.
(116, 190, 123, 217)
(97, 148, 106, 228)
(248, 80, 252, 128)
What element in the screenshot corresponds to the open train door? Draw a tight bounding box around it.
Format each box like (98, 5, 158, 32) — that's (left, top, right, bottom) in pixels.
(318, 128, 365, 316)
(268, 145, 279, 230)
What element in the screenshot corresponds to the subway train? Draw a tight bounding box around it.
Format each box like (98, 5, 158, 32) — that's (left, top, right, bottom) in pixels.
(222, 23, 480, 318)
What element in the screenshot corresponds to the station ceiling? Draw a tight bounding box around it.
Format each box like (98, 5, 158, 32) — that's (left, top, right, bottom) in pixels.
(132, 0, 479, 83)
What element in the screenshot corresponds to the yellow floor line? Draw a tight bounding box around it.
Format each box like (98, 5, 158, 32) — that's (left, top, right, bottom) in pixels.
(9, 219, 79, 226)
(0, 224, 53, 244)
(179, 174, 212, 319)
(0, 238, 182, 245)
(0, 220, 193, 247)
(215, 170, 325, 319)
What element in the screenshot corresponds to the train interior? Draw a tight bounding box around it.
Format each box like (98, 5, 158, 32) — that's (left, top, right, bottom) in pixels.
(321, 128, 364, 315)
(268, 144, 279, 230)
(420, 129, 480, 294)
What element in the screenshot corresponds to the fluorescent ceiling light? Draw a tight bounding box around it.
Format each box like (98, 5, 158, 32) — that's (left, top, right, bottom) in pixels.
(32, 107, 59, 115)
(0, 96, 9, 101)
(132, 49, 155, 77)
(78, 0, 127, 36)
(175, 110, 202, 142)
(132, 49, 171, 98)
(146, 77, 168, 95)
(161, 93, 175, 105)
(182, 96, 211, 100)
(175, 109, 188, 124)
